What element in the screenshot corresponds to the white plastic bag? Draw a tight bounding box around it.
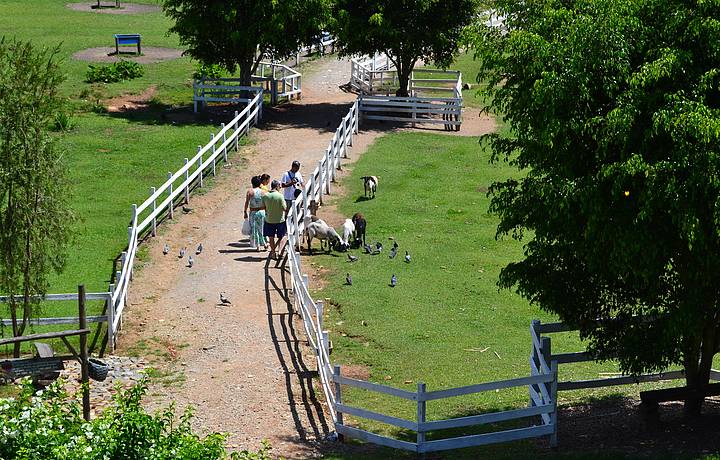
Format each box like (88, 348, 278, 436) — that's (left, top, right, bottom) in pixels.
(241, 218, 251, 236)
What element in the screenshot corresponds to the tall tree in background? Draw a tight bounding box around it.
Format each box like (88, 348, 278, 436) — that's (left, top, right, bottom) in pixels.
(478, 0, 720, 413)
(163, 0, 330, 86)
(0, 38, 74, 357)
(332, 0, 480, 96)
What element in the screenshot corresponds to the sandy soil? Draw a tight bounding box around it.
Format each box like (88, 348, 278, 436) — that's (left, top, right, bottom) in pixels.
(72, 47, 183, 64)
(66, 2, 161, 14)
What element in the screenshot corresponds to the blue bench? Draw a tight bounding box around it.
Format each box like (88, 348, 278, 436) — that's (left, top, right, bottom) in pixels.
(114, 34, 141, 55)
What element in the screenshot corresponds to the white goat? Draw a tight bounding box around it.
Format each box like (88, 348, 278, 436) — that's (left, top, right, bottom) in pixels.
(341, 219, 355, 249)
(362, 176, 378, 199)
(306, 221, 342, 254)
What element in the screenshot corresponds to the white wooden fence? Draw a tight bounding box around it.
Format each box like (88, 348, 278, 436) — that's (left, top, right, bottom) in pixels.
(194, 62, 301, 112)
(351, 56, 463, 130)
(283, 99, 555, 453)
(0, 91, 264, 353)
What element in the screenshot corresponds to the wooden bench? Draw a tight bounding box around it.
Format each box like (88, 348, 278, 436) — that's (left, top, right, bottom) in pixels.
(640, 383, 720, 411)
(0, 342, 65, 384)
(114, 33, 141, 55)
(96, 0, 120, 8)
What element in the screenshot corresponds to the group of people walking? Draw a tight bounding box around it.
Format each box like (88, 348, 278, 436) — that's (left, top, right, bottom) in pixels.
(243, 160, 304, 259)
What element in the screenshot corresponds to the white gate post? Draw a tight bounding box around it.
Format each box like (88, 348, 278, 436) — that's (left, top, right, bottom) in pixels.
(334, 365, 344, 441)
(167, 172, 174, 219)
(197, 146, 204, 187)
(184, 158, 190, 203)
(150, 187, 157, 236)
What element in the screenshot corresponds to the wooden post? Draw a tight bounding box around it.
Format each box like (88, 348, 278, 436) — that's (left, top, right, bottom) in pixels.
(417, 383, 427, 452)
(221, 124, 228, 161)
(184, 158, 190, 204)
(334, 365, 344, 441)
(107, 283, 115, 352)
(551, 359, 559, 447)
(150, 187, 157, 236)
(78, 285, 90, 421)
(233, 112, 240, 150)
(271, 80, 278, 106)
(317, 160, 324, 205)
(530, 319, 540, 407)
(167, 172, 174, 219)
(316, 300, 324, 332)
(211, 134, 216, 176)
(197, 146, 203, 187)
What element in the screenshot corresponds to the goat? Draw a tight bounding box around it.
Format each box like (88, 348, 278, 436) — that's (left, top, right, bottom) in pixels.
(361, 176, 378, 199)
(352, 212, 367, 248)
(341, 219, 355, 250)
(306, 221, 342, 254)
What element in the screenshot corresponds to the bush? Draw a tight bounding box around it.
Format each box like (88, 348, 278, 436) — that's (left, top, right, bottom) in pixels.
(0, 379, 272, 459)
(52, 111, 74, 131)
(193, 62, 224, 80)
(86, 60, 144, 83)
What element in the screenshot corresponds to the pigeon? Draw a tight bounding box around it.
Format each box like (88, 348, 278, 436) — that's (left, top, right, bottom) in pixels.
(163, 243, 169, 255)
(363, 243, 373, 254)
(219, 292, 232, 305)
(196, 243, 203, 255)
(345, 273, 352, 285)
(405, 251, 411, 263)
(187, 256, 194, 268)
(389, 246, 397, 259)
(390, 274, 397, 287)
(347, 254, 359, 262)
(393, 241, 398, 249)
(179, 247, 186, 258)
(182, 205, 193, 214)
(375, 242, 383, 252)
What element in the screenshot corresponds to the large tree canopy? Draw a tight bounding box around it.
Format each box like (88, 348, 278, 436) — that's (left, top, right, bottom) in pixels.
(0, 38, 74, 357)
(477, 0, 720, 411)
(163, 0, 330, 85)
(332, 0, 480, 96)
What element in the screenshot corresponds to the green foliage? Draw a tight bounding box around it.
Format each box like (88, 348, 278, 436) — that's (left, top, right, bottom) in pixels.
(0, 379, 272, 459)
(331, 0, 480, 95)
(86, 60, 144, 83)
(52, 111, 75, 132)
(163, 0, 330, 85)
(0, 38, 75, 356)
(193, 62, 224, 80)
(476, 0, 720, 401)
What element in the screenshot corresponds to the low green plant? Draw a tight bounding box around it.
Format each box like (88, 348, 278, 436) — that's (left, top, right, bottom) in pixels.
(192, 62, 224, 80)
(86, 60, 144, 84)
(0, 378, 271, 459)
(52, 111, 74, 131)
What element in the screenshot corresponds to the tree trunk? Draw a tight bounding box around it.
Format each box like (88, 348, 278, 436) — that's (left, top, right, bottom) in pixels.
(683, 322, 717, 415)
(396, 66, 411, 97)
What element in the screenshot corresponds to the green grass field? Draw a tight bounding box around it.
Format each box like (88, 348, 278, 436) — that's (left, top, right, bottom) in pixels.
(0, 1, 227, 298)
(308, 131, 701, 458)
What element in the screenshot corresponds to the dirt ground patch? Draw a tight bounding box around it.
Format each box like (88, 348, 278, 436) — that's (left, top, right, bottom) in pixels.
(72, 46, 183, 64)
(66, 2, 161, 14)
(106, 85, 157, 112)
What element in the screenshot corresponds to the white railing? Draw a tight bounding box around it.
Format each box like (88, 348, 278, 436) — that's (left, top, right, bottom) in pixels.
(283, 98, 554, 453)
(194, 62, 301, 111)
(350, 54, 396, 94)
(358, 94, 462, 131)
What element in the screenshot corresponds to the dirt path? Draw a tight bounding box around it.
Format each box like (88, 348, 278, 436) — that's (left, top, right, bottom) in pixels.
(116, 56, 495, 458)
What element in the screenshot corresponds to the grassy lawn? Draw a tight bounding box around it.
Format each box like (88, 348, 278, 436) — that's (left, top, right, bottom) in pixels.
(0, 1, 230, 299)
(308, 131, 696, 457)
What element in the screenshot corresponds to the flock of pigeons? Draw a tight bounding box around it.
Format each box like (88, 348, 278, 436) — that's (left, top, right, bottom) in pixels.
(163, 240, 231, 305)
(345, 240, 410, 287)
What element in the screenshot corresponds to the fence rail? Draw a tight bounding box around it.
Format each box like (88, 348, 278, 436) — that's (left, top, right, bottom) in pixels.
(283, 97, 553, 453)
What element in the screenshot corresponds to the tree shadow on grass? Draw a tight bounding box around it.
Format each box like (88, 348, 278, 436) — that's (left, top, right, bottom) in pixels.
(101, 98, 251, 128)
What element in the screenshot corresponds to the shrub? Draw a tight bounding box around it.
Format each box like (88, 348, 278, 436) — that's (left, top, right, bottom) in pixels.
(0, 378, 271, 459)
(193, 62, 224, 80)
(86, 60, 144, 83)
(52, 111, 74, 131)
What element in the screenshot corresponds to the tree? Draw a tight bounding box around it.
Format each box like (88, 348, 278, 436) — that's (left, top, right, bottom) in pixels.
(477, 0, 720, 413)
(332, 0, 480, 96)
(163, 0, 330, 87)
(0, 38, 74, 357)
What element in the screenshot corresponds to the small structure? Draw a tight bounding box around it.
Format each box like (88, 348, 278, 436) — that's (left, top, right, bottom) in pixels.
(96, 0, 120, 7)
(114, 34, 141, 55)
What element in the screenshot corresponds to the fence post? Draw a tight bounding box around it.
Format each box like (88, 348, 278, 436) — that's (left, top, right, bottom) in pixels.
(316, 300, 324, 332)
(193, 79, 198, 113)
(317, 160, 324, 205)
(542, 335, 558, 448)
(183, 158, 190, 204)
(78, 285, 90, 422)
(129, 204, 137, 281)
(233, 112, 240, 150)
(197, 146, 204, 187)
(221, 123, 228, 161)
(417, 383, 426, 452)
(211, 133, 217, 176)
(150, 187, 157, 236)
(107, 283, 115, 352)
(326, 149, 333, 191)
(412, 99, 417, 128)
(271, 80, 278, 106)
(530, 319, 540, 407)
(334, 365, 344, 441)
(167, 172, 174, 219)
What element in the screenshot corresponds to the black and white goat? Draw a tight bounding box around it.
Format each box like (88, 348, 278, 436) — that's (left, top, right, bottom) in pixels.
(361, 176, 378, 199)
